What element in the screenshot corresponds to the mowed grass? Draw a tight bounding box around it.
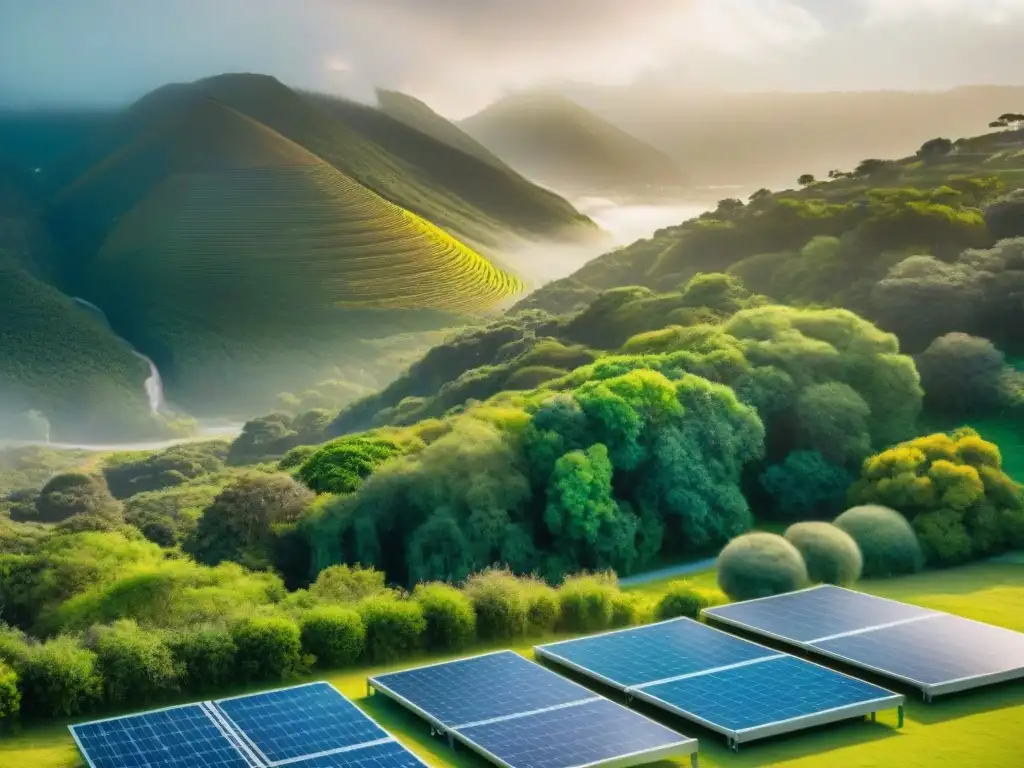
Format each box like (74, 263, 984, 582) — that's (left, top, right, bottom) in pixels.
(3, 561, 1022, 768)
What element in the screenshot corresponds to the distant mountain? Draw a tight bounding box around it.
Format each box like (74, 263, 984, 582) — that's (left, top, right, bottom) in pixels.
(45, 94, 522, 415)
(559, 84, 1024, 187)
(459, 91, 686, 195)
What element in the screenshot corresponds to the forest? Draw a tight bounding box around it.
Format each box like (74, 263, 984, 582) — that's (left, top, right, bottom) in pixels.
(2, 126, 1024, 725)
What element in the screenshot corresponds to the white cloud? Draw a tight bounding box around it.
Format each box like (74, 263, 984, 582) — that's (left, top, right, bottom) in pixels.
(860, 0, 1024, 25)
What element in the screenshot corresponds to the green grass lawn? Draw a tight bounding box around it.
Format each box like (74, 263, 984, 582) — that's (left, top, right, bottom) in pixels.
(3, 562, 1023, 768)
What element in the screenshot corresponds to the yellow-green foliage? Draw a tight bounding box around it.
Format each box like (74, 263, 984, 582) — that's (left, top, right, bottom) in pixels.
(849, 428, 1024, 565)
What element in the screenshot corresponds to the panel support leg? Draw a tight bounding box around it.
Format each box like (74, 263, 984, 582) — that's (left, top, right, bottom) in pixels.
(898, 705, 905, 729)
(448, 732, 455, 749)
(690, 752, 699, 768)
(870, 711, 876, 722)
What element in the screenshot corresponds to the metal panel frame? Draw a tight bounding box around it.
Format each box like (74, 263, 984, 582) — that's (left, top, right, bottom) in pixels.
(702, 585, 1024, 700)
(535, 617, 904, 748)
(367, 650, 699, 768)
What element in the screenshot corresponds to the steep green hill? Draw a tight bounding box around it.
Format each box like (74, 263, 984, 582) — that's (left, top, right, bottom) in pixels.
(49, 74, 596, 249)
(460, 91, 686, 194)
(53, 98, 522, 414)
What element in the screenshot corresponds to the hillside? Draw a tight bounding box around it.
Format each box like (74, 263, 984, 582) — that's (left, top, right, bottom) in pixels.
(45, 74, 596, 250)
(564, 84, 1024, 187)
(49, 98, 523, 415)
(460, 91, 686, 194)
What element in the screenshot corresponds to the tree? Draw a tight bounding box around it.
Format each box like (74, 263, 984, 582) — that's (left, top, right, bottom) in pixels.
(984, 191, 1024, 241)
(759, 451, 854, 520)
(297, 436, 404, 494)
(916, 333, 1007, 415)
(990, 113, 1024, 130)
(917, 137, 953, 161)
(35, 473, 122, 524)
(797, 174, 816, 187)
(853, 158, 891, 177)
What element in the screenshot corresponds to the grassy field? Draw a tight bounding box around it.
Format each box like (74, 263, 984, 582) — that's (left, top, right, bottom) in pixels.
(3, 561, 1022, 768)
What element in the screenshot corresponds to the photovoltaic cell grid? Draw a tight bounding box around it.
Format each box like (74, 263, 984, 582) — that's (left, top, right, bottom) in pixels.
(69, 682, 426, 768)
(368, 650, 698, 768)
(535, 618, 903, 746)
(703, 585, 1024, 698)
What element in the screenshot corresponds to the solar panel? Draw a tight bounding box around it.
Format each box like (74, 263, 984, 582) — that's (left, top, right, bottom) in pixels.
(703, 585, 1024, 699)
(536, 618, 903, 748)
(368, 650, 698, 768)
(70, 682, 427, 768)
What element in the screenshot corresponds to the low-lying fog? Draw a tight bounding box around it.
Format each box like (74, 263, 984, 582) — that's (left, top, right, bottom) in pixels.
(574, 196, 714, 246)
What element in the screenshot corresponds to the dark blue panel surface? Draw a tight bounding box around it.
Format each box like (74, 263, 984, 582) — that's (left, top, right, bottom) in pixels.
(641, 656, 894, 732)
(814, 613, 1024, 685)
(216, 682, 386, 764)
(539, 619, 776, 687)
(459, 698, 689, 768)
(704, 586, 936, 642)
(290, 740, 425, 768)
(371, 651, 591, 728)
(71, 704, 250, 768)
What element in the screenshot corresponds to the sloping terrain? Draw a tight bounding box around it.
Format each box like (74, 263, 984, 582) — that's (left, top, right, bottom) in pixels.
(54, 99, 522, 413)
(460, 91, 686, 194)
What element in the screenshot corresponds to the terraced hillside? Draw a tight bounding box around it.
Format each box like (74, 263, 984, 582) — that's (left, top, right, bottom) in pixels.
(57, 99, 522, 413)
(460, 91, 686, 194)
(47, 74, 597, 249)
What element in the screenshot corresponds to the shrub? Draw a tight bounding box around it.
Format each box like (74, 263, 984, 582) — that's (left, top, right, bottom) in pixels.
(35, 473, 122, 524)
(557, 574, 617, 632)
(298, 437, 404, 495)
(463, 569, 530, 641)
(916, 333, 1007, 414)
(231, 616, 303, 682)
(716, 533, 809, 601)
(759, 451, 854, 520)
(0, 660, 19, 720)
(784, 522, 863, 585)
(610, 592, 649, 627)
(87, 620, 180, 706)
(523, 581, 561, 634)
(168, 626, 238, 693)
(655, 580, 714, 620)
(17, 636, 103, 718)
(309, 564, 393, 604)
(357, 596, 425, 662)
(413, 583, 476, 650)
(984, 190, 1024, 240)
(834, 505, 924, 577)
(300, 607, 366, 667)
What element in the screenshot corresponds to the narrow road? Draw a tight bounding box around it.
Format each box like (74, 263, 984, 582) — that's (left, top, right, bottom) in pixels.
(619, 557, 717, 587)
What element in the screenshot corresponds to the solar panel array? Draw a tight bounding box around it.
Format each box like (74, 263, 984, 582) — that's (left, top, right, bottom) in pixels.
(368, 650, 698, 768)
(535, 618, 903, 747)
(703, 585, 1024, 698)
(70, 682, 425, 768)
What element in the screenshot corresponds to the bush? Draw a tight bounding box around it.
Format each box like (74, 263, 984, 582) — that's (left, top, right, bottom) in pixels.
(759, 451, 854, 520)
(413, 583, 476, 650)
(984, 190, 1024, 240)
(297, 437, 404, 494)
(655, 580, 714, 620)
(557, 574, 617, 632)
(231, 616, 303, 682)
(916, 333, 1007, 414)
(35, 473, 122, 524)
(0, 660, 19, 720)
(300, 606, 365, 667)
(834, 505, 924, 577)
(463, 569, 530, 641)
(784, 522, 863, 585)
(168, 626, 238, 693)
(610, 592, 649, 627)
(87, 620, 180, 706)
(17, 636, 103, 717)
(357, 596, 425, 662)
(716, 533, 809, 601)
(523, 581, 561, 634)
(309, 565, 393, 603)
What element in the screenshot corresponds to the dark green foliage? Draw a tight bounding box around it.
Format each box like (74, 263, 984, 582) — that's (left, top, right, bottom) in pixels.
(231, 616, 303, 682)
(297, 437, 404, 494)
(834, 505, 924, 577)
(123, 481, 223, 546)
(228, 411, 333, 464)
(87, 620, 180, 705)
(16, 636, 103, 717)
(35, 473, 122, 524)
(655, 580, 714, 620)
(463, 569, 530, 641)
(984, 190, 1024, 240)
(784, 522, 863, 585)
(300, 607, 365, 667)
(167, 626, 238, 693)
(103, 442, 227, 499)
(413, 583, 477, 650)
(917, 137, 954, 160)
(759, 451, 854, 520)
(795, 383, 872, 467)
(356, 596, 425, 663)
(185, 474, 313, 569)
(916, 333, 1007, 414)
(556, 574, 617, 633)
(716, 533, 809, 601)
(0, 660, 18, 720)
(849, 430, 1024, 566)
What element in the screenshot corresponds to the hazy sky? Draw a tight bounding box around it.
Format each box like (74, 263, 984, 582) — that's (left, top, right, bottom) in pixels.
(1, 0, 1023, 116)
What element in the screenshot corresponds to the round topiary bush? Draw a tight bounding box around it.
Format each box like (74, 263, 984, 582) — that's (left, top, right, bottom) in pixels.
(833, 505, 925, 578)
(299, 606, 365, 668)
(412, 583, 476, 651)
(356, 596, 425, 663)
(716, 533, 809, 601)
(784, 522, 863, 586)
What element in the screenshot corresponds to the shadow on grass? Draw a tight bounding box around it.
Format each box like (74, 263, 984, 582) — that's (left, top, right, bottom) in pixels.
(904, 682, 1024, 726)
